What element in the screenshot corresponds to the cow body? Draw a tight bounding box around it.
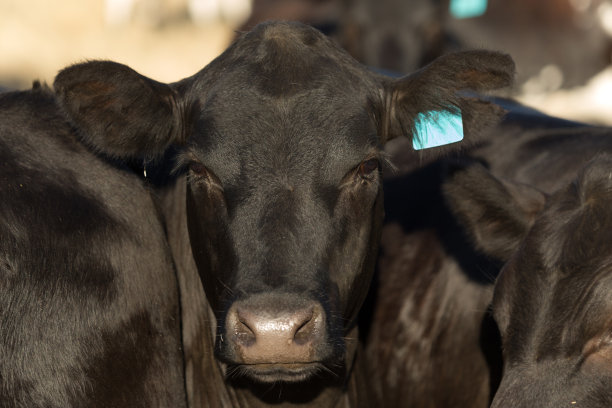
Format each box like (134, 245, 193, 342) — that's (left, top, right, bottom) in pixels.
(0, 86, 187, 407)
(365, 106, 612, 407)
(444, 152, 612, 407)
(52, 21, 514, 407)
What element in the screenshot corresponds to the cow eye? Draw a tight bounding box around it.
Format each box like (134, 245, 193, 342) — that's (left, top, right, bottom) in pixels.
(358, 158, 379, 178)
(189, 162, 207, 177)
(188, 161, 224, 192)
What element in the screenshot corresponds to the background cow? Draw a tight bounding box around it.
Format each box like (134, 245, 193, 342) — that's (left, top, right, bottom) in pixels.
(51, 21, 514, 407)
(239, 0, 612, 91)
(0, 84, 186, 407)
(443, 154, 612, 407)
(363, 103, 612, 407)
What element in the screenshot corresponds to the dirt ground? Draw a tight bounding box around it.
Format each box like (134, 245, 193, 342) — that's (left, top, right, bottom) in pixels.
(0, 0, 233, 89)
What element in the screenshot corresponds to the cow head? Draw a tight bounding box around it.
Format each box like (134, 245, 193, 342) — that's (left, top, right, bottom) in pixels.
(54, 22, 513, 385)
(444, 155, 612, 407)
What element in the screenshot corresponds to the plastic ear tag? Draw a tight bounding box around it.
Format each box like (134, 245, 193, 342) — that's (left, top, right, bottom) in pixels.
(450, 0, 488, 19)
(413, 110, 464, 150)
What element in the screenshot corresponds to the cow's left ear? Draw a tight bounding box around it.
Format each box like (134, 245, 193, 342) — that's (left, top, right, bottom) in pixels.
(381, 50, 515, 150)
(442, 162, 547, 261)
(54, 61, 189, 159)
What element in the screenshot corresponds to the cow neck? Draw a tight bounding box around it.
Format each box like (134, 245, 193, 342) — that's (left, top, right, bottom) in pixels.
(162, 176, 369, 407)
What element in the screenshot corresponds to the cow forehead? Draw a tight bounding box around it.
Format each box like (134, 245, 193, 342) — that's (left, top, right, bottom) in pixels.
(203, 21, 379, 98)
(180, 22, 385, 198)
(187, 88, 380, 188)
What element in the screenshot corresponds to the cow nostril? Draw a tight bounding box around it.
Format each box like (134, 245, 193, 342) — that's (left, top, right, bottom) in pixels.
(234, 318, 256, 346)
(292, 309, 317, 345)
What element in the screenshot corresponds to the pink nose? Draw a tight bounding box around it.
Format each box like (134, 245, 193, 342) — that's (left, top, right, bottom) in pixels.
(225, 301, 325, 364)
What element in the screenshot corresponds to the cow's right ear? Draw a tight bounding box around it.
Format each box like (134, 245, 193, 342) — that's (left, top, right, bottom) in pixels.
(442, 163, 547, 261)
(54, 61, 189, 159)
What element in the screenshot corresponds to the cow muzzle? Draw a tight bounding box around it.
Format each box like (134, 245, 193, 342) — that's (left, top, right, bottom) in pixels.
(219, 295, 333, 383)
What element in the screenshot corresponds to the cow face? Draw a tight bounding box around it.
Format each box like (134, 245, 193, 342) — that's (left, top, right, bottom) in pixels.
(444, 156, 612, 408)
(180, 70, 385, 381)
(54, 21, 514, 384)
(490, 156, 612, 408)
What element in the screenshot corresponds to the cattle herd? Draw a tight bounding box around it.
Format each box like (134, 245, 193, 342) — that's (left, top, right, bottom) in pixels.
(0, 21, 611, 408)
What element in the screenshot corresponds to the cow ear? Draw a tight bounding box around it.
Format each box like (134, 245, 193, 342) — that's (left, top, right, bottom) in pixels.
(54, 61, 189, 159)
(382, 50, 515, 151)
(443, 163, 547, 261)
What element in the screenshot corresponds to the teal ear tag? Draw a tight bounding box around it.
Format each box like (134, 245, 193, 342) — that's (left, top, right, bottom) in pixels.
(413, 110, 464, 150)
(450, 0, 488, 19)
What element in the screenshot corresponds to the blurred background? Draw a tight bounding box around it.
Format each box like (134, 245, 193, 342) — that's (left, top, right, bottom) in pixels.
(1, 0, 611, 124)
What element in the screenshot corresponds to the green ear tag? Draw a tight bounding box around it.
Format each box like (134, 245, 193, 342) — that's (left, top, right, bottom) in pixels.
(413, 110, 464, 150)
(450, 0, 488, 19)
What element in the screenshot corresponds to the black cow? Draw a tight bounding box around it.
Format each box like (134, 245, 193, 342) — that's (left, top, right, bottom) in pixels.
(52, 21, 514, 406)
(363, 105, 612, 407)
(0, 84, 186, 406)
(443, 154, 612, 407)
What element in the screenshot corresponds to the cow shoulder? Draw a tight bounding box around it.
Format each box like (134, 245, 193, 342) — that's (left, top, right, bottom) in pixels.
(0, 86, 186, 407)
